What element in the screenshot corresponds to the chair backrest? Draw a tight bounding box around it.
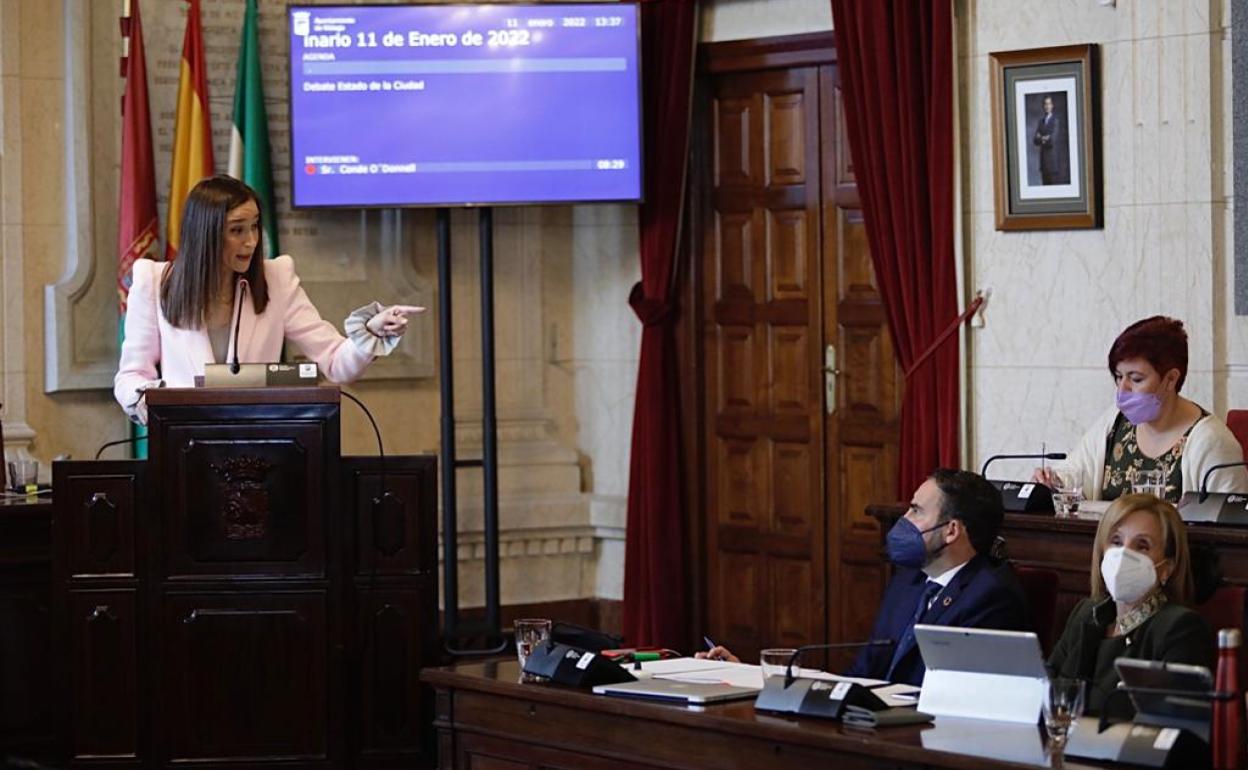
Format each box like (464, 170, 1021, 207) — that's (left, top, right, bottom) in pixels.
(1013, 565, 1059, 657)
(1227, 410, 1248, 460)
(1195, 583, 1248, 692)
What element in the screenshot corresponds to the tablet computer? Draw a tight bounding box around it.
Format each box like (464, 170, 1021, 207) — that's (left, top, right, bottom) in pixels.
(914, 625, 1047, 678)
(1114, 657, 1212, 734)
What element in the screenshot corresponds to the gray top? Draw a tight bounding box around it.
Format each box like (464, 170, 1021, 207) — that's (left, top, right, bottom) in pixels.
(208, 324, 231, 364)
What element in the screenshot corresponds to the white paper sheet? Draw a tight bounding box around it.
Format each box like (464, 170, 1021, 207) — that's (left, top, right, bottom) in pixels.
(638, 657, 901, 695)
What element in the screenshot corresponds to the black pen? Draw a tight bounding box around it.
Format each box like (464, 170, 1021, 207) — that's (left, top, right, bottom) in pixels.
(703, 635, 716, 650)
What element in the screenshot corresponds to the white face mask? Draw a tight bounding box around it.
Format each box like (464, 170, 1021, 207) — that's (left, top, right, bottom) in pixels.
(1100, 546, 1158, 604)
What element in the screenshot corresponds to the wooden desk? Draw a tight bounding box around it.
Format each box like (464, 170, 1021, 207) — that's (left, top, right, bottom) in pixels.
(423, 660, 1106, 770)
(0, 496, 53, 755)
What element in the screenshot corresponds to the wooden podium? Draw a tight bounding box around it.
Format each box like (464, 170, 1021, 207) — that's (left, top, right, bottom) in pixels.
(52, 387, 438, 768)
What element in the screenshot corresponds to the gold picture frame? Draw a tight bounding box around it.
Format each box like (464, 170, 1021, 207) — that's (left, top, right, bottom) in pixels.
(990, 44, 1100, 231)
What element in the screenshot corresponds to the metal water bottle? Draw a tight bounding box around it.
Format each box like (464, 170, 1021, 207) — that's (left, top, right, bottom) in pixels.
(1213, 628, 1244, 770)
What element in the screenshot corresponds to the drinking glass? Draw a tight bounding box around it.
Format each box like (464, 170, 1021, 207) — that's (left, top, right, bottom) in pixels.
(1049, 468, 1083, 518)
(1131, 468, 1167, 499)
(1042, 677, 1085, 749)
(514, 618, 552, 683)
(759, 648, 798, 679)
(7, 459, 37, 490)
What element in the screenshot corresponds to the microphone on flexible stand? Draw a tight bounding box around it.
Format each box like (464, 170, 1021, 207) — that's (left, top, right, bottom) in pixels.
(783, 640, 894, 687)
(94, 436, 145, 460)
(1177, 461, 1248, 524)
(1199, 462, 1248, 504)
(229, 278, 249, 375)
(980, 452, 1067, 478)
(980, 452, 1067, 514)
(754, 639, 896, 719)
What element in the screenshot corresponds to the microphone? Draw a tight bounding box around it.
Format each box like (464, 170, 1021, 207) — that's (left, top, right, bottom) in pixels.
(229, 278, 249, 375)
(784, 640, 894, 687)
(980, 452, 1067, 514)
(1178, 461, 1248, 524)
(95, 436, 144, 459)
(979, 452, 1066, 477)
(754, 639, 897, 720)
(1200, 461, 1248, 503)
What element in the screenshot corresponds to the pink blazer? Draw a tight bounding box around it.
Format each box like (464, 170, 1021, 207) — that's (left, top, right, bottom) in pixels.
(115, 256, 373, 421)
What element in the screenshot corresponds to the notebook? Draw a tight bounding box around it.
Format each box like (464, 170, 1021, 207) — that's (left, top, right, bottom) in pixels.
(592, 677, 760, 704)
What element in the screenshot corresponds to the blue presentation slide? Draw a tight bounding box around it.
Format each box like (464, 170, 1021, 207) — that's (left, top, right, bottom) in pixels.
(288, 4, 642, 208)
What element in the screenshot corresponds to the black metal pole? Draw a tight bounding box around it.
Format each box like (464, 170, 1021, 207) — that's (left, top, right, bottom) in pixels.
(479, 207, 501, 635)
(436, 208, 459, 639)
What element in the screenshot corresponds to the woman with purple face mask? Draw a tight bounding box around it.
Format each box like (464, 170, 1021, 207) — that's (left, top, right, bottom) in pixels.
(1034, 316, 1247, 502)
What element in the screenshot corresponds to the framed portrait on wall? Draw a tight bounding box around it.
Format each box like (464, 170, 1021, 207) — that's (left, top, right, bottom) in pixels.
(990, 44, 1100, 230)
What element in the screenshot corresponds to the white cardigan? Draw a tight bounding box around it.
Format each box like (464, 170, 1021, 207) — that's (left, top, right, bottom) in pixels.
(1058, 406, 1248, 500)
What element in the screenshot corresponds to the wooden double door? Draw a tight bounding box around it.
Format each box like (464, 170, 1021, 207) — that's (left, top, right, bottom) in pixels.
(693, 34, 900, 663)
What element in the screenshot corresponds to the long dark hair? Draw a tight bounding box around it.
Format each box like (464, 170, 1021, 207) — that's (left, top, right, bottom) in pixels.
(161, 175, 270, 329)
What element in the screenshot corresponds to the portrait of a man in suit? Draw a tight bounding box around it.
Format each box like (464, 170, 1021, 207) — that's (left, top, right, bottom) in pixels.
(1028, 93, 1070, 186)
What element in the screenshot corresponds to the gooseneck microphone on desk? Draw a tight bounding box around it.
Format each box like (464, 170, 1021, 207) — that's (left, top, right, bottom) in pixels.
(95, 436, 144, 460)
(979, 452, 1067, 477)
(980, 452, 1067, 514)
(1177, 461, 1248, 524)
(754, 640, 895, 719)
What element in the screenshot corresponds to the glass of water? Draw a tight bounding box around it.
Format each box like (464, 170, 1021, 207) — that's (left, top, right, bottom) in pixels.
(1131, 467, 1167, 499)
(1050, 468, 1083, 518)
(1042, 677, 1085, 750)
(759, 648, 799, 679)
(514, 618, 552, 683)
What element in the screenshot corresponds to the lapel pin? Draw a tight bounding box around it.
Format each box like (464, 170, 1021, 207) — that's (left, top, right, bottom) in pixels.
(942, 597, 952, 607)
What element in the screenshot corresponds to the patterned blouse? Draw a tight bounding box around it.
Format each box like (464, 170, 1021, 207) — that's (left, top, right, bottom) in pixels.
(1101, 409, 1207, 502)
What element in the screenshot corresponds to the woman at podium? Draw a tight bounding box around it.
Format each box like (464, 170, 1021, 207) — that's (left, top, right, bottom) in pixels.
(1034, 316, 1246, 502)
(114, 175, 422, 424)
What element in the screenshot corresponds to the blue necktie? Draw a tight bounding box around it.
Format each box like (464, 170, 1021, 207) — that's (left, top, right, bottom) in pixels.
(886, 580, 942, 681)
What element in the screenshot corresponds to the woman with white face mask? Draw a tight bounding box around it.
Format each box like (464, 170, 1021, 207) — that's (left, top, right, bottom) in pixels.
(1033, 316, 1247, 502)
(1047, 494, 1214, 714)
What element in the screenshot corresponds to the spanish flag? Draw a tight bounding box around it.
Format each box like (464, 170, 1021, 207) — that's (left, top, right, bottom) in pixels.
(166, 0, 214, 261)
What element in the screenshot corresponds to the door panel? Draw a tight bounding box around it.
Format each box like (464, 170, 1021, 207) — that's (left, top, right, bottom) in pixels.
(821, 70, 901, 662)
(699, 41, 900, 665)
(704, 67, 824, 659)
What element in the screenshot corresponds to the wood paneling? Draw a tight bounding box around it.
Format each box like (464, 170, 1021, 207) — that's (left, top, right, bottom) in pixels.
(68, 590, 139, 760)
(821, 70, 900, 658)
(51, 392, 439, 769)
(63, 474, 138, 578)
(695, 35, 899, 663)
(703, 65, 826, 660)
(0, 500, 53, 756)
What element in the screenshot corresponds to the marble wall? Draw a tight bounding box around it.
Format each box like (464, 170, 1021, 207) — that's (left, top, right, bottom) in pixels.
(959, 0, 1245, 475)
(700, 0, 831, 42)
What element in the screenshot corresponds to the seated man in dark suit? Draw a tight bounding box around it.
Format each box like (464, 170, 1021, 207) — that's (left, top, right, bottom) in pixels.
(702, 469, 1031, 686)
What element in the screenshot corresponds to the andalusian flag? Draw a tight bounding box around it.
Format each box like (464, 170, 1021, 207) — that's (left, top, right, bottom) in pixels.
(118, 0, 157, 459)
(167, 0, 214, 261)
(228, 0, 278, 256)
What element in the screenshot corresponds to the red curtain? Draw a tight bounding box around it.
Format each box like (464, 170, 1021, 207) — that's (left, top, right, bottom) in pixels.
(830, 0, 959, 498)
(622, 0, 697, 649)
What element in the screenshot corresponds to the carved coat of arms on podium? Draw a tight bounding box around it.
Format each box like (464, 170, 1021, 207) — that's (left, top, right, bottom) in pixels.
(210, 455, 273, 540)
